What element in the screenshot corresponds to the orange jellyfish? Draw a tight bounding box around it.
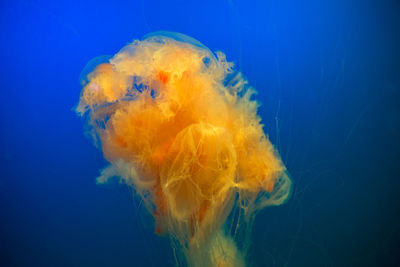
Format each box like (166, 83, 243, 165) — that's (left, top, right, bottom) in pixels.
(76, 31, 292, 267)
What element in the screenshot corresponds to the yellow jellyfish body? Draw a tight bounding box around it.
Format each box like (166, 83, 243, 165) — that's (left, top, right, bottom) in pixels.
(77, 31, 292, 267)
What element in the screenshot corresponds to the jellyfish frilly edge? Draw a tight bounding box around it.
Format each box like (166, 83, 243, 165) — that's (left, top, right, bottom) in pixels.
(76, 31, 292, 267)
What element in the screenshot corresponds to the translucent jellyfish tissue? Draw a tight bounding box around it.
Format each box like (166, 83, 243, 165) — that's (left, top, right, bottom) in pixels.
(76, 31, 292, 267)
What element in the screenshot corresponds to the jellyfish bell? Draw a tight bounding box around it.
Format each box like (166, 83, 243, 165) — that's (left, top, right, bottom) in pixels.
(76, 31, 292, 267)
(142, 31, 208, 50)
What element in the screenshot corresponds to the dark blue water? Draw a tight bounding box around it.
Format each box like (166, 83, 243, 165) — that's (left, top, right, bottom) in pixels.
(1, 0, 399, 266)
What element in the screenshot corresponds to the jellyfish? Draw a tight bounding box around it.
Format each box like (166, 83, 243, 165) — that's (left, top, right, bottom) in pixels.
(76, 31, 292, 267)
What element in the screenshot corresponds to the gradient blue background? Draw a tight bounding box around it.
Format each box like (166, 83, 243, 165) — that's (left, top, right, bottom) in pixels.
(1, 0, 399, 266)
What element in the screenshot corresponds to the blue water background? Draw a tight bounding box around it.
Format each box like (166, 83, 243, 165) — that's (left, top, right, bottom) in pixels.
(1, 0, 399, 266)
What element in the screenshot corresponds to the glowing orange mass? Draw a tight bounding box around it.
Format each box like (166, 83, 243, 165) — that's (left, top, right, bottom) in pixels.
(76, 31, 292, 267)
